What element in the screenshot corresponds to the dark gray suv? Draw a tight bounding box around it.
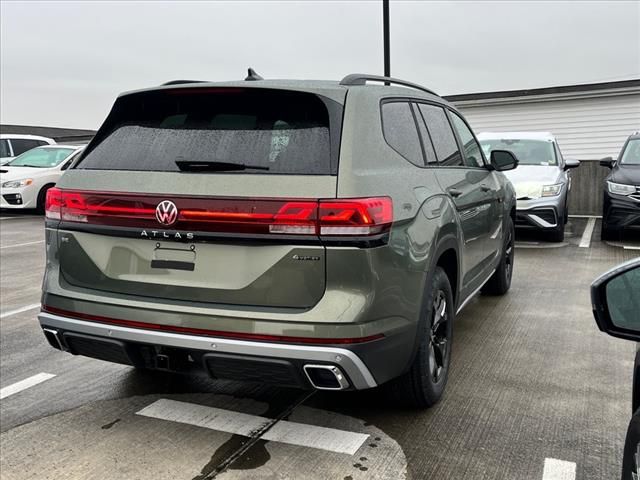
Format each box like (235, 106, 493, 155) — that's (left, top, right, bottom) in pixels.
(39, 73, 518, 407)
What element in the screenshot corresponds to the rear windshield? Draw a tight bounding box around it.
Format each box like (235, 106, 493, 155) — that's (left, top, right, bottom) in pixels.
(77, 88, 341, 174)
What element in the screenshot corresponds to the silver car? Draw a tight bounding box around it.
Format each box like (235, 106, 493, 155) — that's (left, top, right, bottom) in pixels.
(478, 132, 580, 242)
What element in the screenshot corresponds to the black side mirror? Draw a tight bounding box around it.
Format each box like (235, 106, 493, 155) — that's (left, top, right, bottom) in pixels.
(489, 150, 518, 171)
(591, 259, 640, 341)
(600, 156, 615, 168)
(564, 159, 580, 170)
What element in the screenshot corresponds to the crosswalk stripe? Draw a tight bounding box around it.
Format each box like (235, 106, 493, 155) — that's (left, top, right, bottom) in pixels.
(0, 373, 56, 400)
(137, 398, 369, 455)
(542, 458, 576, 480)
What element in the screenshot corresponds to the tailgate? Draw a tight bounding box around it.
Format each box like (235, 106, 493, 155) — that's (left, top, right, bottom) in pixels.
(51, 86, 344, 309)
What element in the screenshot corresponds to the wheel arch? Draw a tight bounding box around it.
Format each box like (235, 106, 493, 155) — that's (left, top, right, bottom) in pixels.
(36, 182, 57, 210)
(400, 229, 461, 378)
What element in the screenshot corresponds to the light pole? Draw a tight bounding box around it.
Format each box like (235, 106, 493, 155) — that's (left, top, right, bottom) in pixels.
(383, 0, 390, 79)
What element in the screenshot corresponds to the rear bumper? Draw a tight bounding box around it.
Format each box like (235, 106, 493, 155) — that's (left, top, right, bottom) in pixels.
(38, 311, 380, 390)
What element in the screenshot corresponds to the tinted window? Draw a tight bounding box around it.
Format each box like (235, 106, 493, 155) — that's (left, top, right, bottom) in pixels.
(449, 112, 484, 168)
(381, 102, 424, 166)
(413, 104, 438, 165)
(0, 139, 10, 157)
(417, 104, 462, 167)
(78, 89, 336, 174)
(8, 147, 75, 168)
(10, 139, 43, 156)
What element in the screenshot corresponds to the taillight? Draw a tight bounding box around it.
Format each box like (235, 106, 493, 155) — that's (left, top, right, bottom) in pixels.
(48, 190, 393, 238)
(44, 187, 63, 220)
(319, 197, 393, 236)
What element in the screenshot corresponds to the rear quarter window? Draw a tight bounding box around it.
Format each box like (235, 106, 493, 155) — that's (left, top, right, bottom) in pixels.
(417, 104, 463, 167)
(381, 101, 424, 167)
(77, 88, 342, 175)
(0, 139, 10, 157)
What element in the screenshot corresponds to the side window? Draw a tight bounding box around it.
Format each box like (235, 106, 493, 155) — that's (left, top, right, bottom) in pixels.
(0, 139, 10, 157)
(413, 104, 438, 165)
(10, 139, 41, 156)
(417, 104, 462, 166)
(448, 112, 484, 168)
(381, 101, 424, 167)
(554, 142, 563, 165)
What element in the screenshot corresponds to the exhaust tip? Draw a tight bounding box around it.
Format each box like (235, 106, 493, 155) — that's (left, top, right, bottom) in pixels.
(303, 364, 350, 390)
(42, 328, 66, 351)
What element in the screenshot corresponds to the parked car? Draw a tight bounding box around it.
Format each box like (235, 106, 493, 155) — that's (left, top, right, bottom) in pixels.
(0, 145, 84, 211)
(591, 257, 640, 480)
(600, 131, 640, 241)
(478, 132, 579, 242)
(38, 73, 517, 407)
(0, 134, 56, 165)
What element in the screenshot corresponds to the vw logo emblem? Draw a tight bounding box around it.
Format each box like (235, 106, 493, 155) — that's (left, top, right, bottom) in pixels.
(155, 200, 179, 226)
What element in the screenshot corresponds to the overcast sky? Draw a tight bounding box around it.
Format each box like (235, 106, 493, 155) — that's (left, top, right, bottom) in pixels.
(1, 0, 639, 130)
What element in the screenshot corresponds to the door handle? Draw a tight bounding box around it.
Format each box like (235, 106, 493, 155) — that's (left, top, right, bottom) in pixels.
(480, 184, 491, 192)
(447, 188, 462, 198)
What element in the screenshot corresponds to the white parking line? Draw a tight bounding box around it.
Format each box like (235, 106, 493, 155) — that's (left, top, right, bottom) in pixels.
(578, 217, 596, 248)
(0, 240, 44, 250)
(137, 398, 369, 455)
(623, 245, 640, 250)
(0, 373, 56, 400)
(0, 303, 40, 319)
(542, 458, 576, 480)
(0, 216, 31, 220)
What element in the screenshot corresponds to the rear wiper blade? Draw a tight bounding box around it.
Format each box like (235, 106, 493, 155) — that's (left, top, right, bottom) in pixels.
(175, 160, 269, 172)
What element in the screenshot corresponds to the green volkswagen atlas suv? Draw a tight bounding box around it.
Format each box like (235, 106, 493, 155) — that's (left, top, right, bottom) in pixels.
(39, 73, 517, 407)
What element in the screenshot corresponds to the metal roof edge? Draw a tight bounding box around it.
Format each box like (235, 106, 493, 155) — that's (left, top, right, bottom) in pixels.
(443, 79, 640, 104)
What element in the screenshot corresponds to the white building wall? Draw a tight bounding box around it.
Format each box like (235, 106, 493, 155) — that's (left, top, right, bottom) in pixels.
(453, 93, 640, 160)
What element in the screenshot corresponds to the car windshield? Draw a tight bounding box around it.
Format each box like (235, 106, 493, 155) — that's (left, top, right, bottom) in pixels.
(7, 147, 75, 168)
(480, 138, 557, 166)
(620, 138, 640, 165)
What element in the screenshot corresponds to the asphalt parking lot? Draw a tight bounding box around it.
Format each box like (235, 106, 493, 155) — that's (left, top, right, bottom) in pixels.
(1, 213, 639, 480)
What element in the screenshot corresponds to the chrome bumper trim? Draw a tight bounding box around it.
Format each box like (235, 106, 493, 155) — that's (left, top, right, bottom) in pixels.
(38, 312, 378, 389)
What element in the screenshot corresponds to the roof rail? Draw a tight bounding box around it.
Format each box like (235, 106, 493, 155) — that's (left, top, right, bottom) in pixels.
(339, 74, 438, 97)
(161, 80, 207, 86)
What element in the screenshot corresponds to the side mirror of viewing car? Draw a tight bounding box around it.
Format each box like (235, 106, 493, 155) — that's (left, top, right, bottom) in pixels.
(564, 159, 580, 170)
(489, 150, 518, 172)
(591, 259, 640, 341)
(599, 156, 615, 168)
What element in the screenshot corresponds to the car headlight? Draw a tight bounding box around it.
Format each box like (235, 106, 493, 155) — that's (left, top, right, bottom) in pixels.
(1, 178, 33, 188)
(541, 183, 563, 197)
(608, 181, 636, 195)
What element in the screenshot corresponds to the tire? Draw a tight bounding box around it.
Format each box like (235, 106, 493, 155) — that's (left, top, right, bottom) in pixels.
(388, 267, 454, 408)
(482, 216, 515, 296)
(36, 184, 54, 213)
